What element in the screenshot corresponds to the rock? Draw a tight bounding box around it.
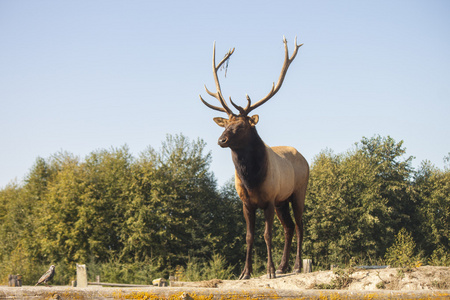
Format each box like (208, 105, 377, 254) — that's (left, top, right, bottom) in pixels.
(152, 278, 168, 287)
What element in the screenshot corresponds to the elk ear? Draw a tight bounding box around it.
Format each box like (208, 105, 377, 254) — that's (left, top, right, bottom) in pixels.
(249, 115, 259, 126)
(213, 117, 228, 127)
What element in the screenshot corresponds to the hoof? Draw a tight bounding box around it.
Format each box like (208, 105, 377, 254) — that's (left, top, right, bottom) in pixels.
(239, 274, 250, 280)
(239, 268, 252, 280)
(239, 269, 251, 280)
(276, 266, 290, 275)
(267, 273, 276, 279)
(293, 268, 301, 274)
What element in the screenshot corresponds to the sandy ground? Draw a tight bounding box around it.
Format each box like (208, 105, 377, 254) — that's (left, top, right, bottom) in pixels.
(178, 266, 450, 291)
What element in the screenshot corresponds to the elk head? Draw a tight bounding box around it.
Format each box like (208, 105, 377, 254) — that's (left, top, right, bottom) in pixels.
(199, 36, 303, 149)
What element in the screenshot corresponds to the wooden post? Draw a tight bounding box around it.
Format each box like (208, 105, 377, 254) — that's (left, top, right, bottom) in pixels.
(8, 275, 22, 287)
(76, 264, 88, 288)
(302, 259, 312, 273)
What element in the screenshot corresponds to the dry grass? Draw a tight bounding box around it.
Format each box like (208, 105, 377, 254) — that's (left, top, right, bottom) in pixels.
(197, 279, 222, 288)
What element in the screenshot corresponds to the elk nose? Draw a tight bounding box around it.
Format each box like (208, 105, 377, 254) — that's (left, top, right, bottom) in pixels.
(218, 137, 228, 146)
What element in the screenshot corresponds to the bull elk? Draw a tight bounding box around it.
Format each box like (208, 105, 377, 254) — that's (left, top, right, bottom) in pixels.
(199, 37, 309, 279)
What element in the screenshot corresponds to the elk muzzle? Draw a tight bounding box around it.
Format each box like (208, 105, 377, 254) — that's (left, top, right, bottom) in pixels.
(218, 134, 229, 148)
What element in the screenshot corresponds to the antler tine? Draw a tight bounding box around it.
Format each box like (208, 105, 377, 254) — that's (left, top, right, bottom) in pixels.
(244, 36, 303, 115)
(229, 96, 246, 115)
(229, 93, 252, 115)
(199, 42, 236, 116)
(199, 94, 228, 113)
(244, 94, 252, 112)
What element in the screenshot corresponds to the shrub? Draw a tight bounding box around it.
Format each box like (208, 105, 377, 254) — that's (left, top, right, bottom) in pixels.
(312, 267, 355, 289)
(385, 228, 421, 268)
(178, 253, 235, 281)
(87, 258, 163, 285)
(429, 245, 450, 266)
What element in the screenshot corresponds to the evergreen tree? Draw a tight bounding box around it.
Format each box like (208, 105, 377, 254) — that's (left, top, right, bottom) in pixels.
(304, 136, 414, 268)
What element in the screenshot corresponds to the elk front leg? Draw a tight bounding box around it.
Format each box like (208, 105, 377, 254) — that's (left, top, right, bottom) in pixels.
(239, 204, 256, 280)
(264, 204, 276, 279)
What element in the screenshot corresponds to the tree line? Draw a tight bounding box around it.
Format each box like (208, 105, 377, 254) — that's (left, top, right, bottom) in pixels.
(0, 134, 448, 284)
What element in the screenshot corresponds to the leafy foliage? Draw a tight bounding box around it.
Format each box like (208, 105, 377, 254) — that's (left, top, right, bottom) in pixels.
(303, 136, 418, 268)
(429, 245, 450, 267)
(413, 161, 450, 258)
(0, 134, 449, 284)
(87, 257, 162, 285)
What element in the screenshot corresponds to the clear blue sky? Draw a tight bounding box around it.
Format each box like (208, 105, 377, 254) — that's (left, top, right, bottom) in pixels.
(1, 1, 449, 188)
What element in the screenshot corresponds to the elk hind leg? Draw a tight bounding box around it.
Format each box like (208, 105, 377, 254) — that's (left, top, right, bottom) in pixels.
(291, 191, 305, 273)
(275, 199, 295, 274)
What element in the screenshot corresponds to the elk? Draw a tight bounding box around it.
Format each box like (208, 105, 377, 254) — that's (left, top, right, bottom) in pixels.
(199, 37, 309, 279)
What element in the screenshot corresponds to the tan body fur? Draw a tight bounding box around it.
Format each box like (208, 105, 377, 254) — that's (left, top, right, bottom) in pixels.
(235, 145, 308, 208)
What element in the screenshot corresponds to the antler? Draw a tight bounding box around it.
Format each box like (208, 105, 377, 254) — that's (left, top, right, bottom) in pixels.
(199, 42, 235, 116)
(199, 36, 302, 116)
(243, 36, 303, 116)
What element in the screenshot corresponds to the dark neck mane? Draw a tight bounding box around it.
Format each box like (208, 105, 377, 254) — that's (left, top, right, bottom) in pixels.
(231, 129, 267, 190)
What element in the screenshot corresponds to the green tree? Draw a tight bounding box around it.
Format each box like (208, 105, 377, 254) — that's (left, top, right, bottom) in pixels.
(0, 183, 29, 281)
(121, 134, 224, 269)
(78, 146, 133, 262)
(358, 136, 415, 234)
(35, 147, 134, 267)
(36, 152, 83, 265)
(304, 136, 414, 268)
(0, 157, 59, 284)
(217, 178, 251, 271)
(303, 149, 343, 267)
(413, 160, 450, 258)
